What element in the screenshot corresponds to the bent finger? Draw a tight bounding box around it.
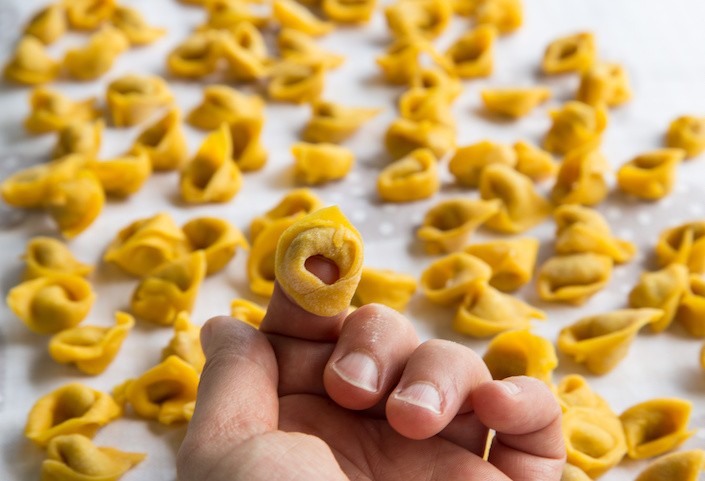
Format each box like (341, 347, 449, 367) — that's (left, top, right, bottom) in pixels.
(177, 316, 279, 478)
(385, 339, 492, 440)
(323, 304, 419, 410)
(471, 376, 566, 481)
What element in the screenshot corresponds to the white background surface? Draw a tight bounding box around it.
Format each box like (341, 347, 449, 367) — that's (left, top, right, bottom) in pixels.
(1, 0, 705, 479)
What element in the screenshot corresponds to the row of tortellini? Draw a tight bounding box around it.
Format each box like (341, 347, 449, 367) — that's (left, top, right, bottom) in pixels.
(5, 2, 165, 84)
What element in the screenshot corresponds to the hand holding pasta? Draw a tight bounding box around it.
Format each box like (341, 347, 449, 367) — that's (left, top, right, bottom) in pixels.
(178, 255, 566, 481)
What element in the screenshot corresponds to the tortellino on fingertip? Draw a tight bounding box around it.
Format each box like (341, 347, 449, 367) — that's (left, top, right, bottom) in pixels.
(464, 237, 539, 292)
(416, 198, 501, 254)
(275, 206, 364, 317)
(25, 383, 121, 447)
(557, 308, 662, 375)
(41, 434, 145, 481)
(48, 312, 135, 375)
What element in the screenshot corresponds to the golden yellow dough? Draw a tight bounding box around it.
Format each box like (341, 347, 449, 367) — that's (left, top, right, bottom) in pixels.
(352, 267, 417, 312)
(133, 109, 189, 171)
(267, 60, 326, 104)
(273, 0, 334, 36)
(475, 0, 523, 34)
(303, 99, 381, 143)
(620, 398, 694, 460)
(205, 0, 269, 30)
(182, 216, 249, 275)
(384, 0, 452, 39)
(616, 148, 684, 201)
(561, 463, 592, 481)
(481, 87, 551, 118)
(110, 5, 166, 46)
(230, 298, 267, 328)
(53, 120, 103, 160)
(551, 141, 610, 206)
(655, 221, 705, 273)
(444, 25, 496, 78)
(409, 66, 463, 102)
(64, 26, 129, 81)
(449, 140, 517, 188)
(544, 101, 608, 156)
(25, 88, 100, 134)
(106, 74, 174, 127)
(45, 169, 105, 238)
(635, 449, 705, 481)
(482, 329, 556, 382)
(420, 252, 492, 306)
(576, 62, 632, 107)
(557, 308, 662, 374)
(376, 34, 436, 85)
(278, 28, 345, 69)
(323, 0, 377, 23)
(25, 4, 66, 45)
(250, 189, 323, 242)
(90, 150, 152, 198)
(629, 263, 689, 333)
(513, 141, 557, 181)
(536, 253, 613, 305)
(248, 217, 300, 298)
(464, 237, 539, 292)
(188, 84, 265, 131)
(3, 36, 60, 85)
(542, 32, 596, 74)
(292, 142, 355, 185)
(221, 22, 270, 81)
(377, 148, 440, 202)
(22, 236, 93, 280)
(666, 116, 705, 159)
(66, 0, 116, 30)
(384, 117, 456, 160)
(48, 312, 134, 375)
(555, 374, 612, 413)
(399, 88, 455, 128)
(676, 275, 705, 337)
(167, 30, 222, 79)
(162, 311, 205, 373)
(275, 206, 364, 316)
(25, 383, 121, 447)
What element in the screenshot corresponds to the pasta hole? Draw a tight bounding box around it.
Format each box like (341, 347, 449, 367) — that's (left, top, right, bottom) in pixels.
(53, 386, 96, 425)
(147, 380, 183, 403)
(305, 255, 340, 285)
(558, 42, 578, 60)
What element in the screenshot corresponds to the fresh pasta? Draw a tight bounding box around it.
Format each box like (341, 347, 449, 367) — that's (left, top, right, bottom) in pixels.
(3, 36, 60, 85)
(482, 329, 556, 383)
(132, 109, 189, 171)
(544, 101, 608, 155)
(106, 74, 174, 127)
(161, 311, 205, 373)
(303, 99, 381, 143)
(449, 140, 517, 188)
(617, 148, 684, 201)
(536, 253, 613, 305)
(542, 32, 596, 74)
(377, 148, 440, 202)
(292, 142, 355, 185)
(480, 87, 551, 118)
(420, 252, 492, 306)
(352, 267, 417, 312)
(464, 237, 539, 292)
(64, 26, 129, 81)
(182, 216, 249, 275)
(22, 236, 93, 280)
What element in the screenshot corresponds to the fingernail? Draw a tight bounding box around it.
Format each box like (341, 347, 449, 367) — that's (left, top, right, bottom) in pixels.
(393, 382, 442, 414)
(500, 380, 522, 396)
(331, 352, 379, 393)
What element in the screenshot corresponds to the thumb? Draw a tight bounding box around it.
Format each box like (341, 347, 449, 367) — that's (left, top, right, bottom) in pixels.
(178, 316, 279, 477)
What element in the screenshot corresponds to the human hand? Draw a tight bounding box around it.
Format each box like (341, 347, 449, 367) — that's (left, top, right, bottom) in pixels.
(177, 257, 566, 480)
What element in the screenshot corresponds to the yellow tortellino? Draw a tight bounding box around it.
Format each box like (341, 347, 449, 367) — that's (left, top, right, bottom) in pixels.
(323, 0, 377, 23)
(3, 36, 60, 85)
(188, 84, 265, 131)
(444, 25, 496, 78)
(45, 169, 106, 238)
(7, 274, 95, 334)
(24, 4, 67, 45)
(542, 32, 596, 75)
(66, 0, 116, 30)
(204, 0, 269, 29)
(230, 298, 267, 328)
(420, 252, 492, 306)
(248, 217, 298, 297)
(103, 212, 189, 278)
(398, 88, 455, 128)
(277, 28, 344, 69)
(377, 148, 440, 202)
(635, 449, 705, 481)
(180, 124, 243, 204)
(182, 216, 249, 275)
(64, 26, 129, 81)
(273, 0, 333, 36)
(25, 383, 121, 447)
(133, 109, 189, 171)
(409, 66, 463, 102)
(513, 141, 557, 181)
(554, 204, 636, 263)
(628, 263, 689, 333)
(555, 374, 612, 413)
(617, 148, 685, 201)
(454, 282, 545, 337)
(267, 60, 326, 104)
(352, 267, 418, 312)
(250, 188, 323, 242)
(561, 463, 592, 481)
(25, 88, 101, 134)
(90, 150, 152, 198)
(480, 164, 552, 234)
(220, 22, 270, 81)
(115, 355, 199, 425)
(303, 99, 381, 143)
(384, 0, 452, 39)
(230, 116, 268, 172)
(620, 398, 694, 460)
(551, 142, 610, 206)
(482, 329, 556, 383)
(666, 116, 705, 159)
(576, 62, 632, 108)
(292, 142, 355, 185)
(449, 140, 517, 188)
(480, 87, 551, 118)
(676, 275, 705, 337)
(464, 237, 539, 292)
(131, 251, 207, 326)
(384, 117, 456, 160)
(167, 30, 223, 79)
(162, 311, 205, 373)
(655, 221, 705, 273)
(110, 5, 166, 46)
(42, 434, 145, 481)
(544, 101, 608, 156)
(275, 206, 364, 317)
(48, 312, 135, 375)
(416, 198, 501, 254)
(106, 74, 174, 127)
(562, 406, 627, 479)
(376, 35, 438, 85)
(22, 236, 93, 280)
(474, 0, 523, 34)
(536, 253, 613, 305)
(557, 308, 662, 375)
(53, 120, 103, 160)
